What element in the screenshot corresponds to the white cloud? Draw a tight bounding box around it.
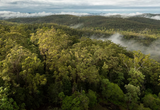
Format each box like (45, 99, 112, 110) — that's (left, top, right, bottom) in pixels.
(0, 0, 160, 14)
(0, 11, 53, 19)
(147, 15, 160, 20)
(0, 11, 90, 19)
(100, 12, 160, 20)
(100, 12, 143, 18)
(0, 0, 160, 7)
(0, 11, 160, 20)
(55, 12, 90, 16)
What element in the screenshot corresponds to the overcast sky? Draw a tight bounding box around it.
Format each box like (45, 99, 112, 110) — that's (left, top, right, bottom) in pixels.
(0, 0, 160, 6)
(0, 0, 160, 13)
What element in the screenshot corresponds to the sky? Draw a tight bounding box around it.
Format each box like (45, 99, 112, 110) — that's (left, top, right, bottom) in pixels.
(0, 0, 160, 6)
(0, 0, 160, 19)
(0, 0, 160, 13)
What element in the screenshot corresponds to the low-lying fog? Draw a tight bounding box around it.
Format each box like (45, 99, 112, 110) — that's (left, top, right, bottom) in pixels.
(0, 11, 160, 20)
(90, 33, 160, 59)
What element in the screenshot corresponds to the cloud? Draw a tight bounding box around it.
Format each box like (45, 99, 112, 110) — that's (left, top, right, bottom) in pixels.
(100, 12, 143, 18)
(1, 0, 160, 8)
(0, 11, 53, 19)
(100, 12, 160, 20)
(54, 12, 90, 16)
(0, 0, 160, 14)
(1, 11, 160, 20)
(0, 11, 160, 21)
(0, 11, 90, 19)
(146, 15, 160, 20)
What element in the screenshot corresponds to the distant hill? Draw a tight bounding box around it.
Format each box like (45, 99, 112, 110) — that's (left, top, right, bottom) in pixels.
(6, 15, 160, 32)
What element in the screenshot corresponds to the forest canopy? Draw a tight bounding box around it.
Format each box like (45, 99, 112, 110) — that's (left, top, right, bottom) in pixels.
(0, 17, 160, 110)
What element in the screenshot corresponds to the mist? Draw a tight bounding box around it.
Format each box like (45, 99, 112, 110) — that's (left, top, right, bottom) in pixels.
(0, 11, 160, 21)
(146, 15, 160, 20)
(70, 23, 84, 29)
(0, 11, 90, 19)
(0, 11, 53, 19)
(91, 33, 160, 60)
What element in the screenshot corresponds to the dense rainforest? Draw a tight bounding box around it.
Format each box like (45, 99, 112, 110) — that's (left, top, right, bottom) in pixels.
(0, 15, 160, 110)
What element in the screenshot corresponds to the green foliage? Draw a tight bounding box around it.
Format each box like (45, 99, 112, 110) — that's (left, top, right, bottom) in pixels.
(137, 104, 151, 110)
(0, 18, 160, 110)
(125, 84, 140, 110)
(143, 94, 160, 110)
(7, 15, 160, 34)
(0, 87, 19, 110)
(61, 91, 89, 110)
(0, 38, 16, 61)
(58, 92, 65, 100)
(0, 45, 46, 91)
(101, 79, 124, 102)
(87, 89, 97, 107)
(62, 78, 72, 95)
(47, 82, 63, 104)
(101, 62, 109, 78)
(128, 68, 145, 87)
(120, 50, 150, 72)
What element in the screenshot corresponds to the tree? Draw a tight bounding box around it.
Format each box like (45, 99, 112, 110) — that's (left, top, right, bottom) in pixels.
(31, 28, 72, 74)
(0, 38, 16, 61)
(125, 84, 140, 110)
(0, 87, 19, 110)
(119, 50, 150, 71)
(87, 89, 97, 107)
(101, 79, 124, 102)
(0, 45, 46, 92)
(61, 91, 89, 110)
(128, 68, 145, 87)
(143, 93, 160, 110)
(137, 104, 151, 110)
(119, 51, 150, 89)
